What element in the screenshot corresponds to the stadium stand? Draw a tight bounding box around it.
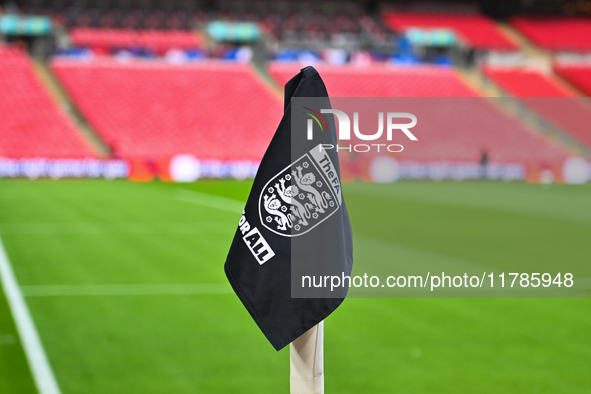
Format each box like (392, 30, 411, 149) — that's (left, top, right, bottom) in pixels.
(242, 5, 393, 48)
(2, 2, 580, 178)
(0, 46, 95, 158)
(269, 63, 569, 163)
(69, 28, 202, 51)
(554, 65, 591, 97)
(21, 0, 390, 48)
(484, 67, 591, 148)
(382, 12, 517, 50)
(510, 17, 591, 52)
(51, 60, 282, 161)
(22, 1, 198, 30)
(482, 67, 576, 97)
(388, 99, 570, 163)
(269, 63, 478, 97)
(19, 1, 394, 56)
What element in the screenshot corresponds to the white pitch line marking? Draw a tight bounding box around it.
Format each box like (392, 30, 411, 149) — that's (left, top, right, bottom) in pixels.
(174, 189, 244, 213)
(0, 236, 62, 394)
(20, 283, 233, 297)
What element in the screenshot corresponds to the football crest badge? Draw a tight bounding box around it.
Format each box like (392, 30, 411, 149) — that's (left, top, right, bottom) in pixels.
(259, 144, 342, 237)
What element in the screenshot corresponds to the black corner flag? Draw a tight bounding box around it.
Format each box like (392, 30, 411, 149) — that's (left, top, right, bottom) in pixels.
(224, 66, 353, 351)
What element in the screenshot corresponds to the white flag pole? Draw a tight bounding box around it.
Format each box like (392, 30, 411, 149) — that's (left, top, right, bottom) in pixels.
(290, 321, 324, 394)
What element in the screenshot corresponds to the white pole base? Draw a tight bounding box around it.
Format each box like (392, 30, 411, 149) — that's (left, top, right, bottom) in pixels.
(290, 321, 324, 394)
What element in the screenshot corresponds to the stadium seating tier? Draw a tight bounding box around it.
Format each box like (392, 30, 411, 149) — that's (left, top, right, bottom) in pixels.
(269, 63, 478, 97)
(511, 17, 591, 52)
(482, 67, 576, 97)
(52, 60, 283, 161)
(484, 67, 591, 149)
(0, 47, 95, 159)
(554, 65, 591, 97)
(270, 63, 569, 163)
(69, 28, 202, 51)
(382, 12, 517, 50)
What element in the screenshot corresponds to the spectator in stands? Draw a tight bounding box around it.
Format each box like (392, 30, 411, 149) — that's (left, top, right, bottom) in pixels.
(16, 39, 27, 51)
(479, 149, 489, 179)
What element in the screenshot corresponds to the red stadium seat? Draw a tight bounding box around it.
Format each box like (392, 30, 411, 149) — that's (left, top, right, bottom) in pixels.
(69, 28, 202, 50)
(382, 12, 517, 50)
(483, 67, 576, 97)
(484, 67, 591, 149)
(137, 31, 201, 49)
(0, 47, 95, 158)
(269, 63, 478, 97)
(70, 28, 136, 47)
(554, 65, 591, 96)
(511, 17, 591, 52)
(51, 59, 283, 161)
(269, 63, 568, 163)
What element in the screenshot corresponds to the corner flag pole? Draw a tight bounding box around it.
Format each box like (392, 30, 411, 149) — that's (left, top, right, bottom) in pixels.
(290, 321, 324, 394)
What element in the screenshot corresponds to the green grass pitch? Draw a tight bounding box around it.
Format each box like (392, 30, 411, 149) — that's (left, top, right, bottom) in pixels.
(0, 180, 590, 393)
